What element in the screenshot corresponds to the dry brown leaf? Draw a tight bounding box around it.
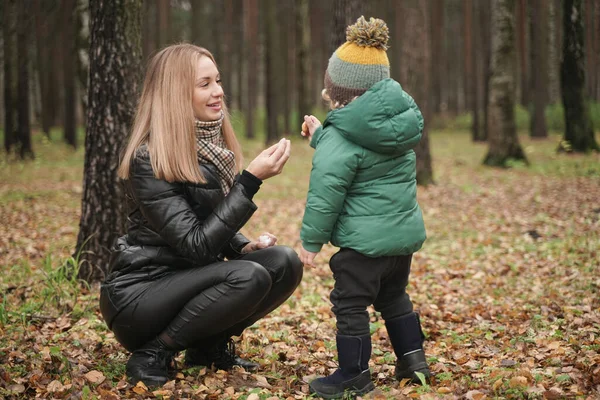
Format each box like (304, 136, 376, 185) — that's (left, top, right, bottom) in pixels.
(46, 379, 65, 393)
(84, 370, 106, 385)
(509, 376, 528, 388)
(464, 389, 487, 400)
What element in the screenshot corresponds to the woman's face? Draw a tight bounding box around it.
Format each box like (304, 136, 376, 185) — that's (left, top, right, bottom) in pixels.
(193, 56, 224, 121)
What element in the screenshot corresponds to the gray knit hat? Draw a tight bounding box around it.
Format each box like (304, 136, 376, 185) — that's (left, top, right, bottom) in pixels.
(324, 16, 390, 107)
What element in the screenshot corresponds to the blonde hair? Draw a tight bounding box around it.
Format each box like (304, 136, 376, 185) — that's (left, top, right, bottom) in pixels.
(321, 88, 358, 110)
(118, 43, 243, 183)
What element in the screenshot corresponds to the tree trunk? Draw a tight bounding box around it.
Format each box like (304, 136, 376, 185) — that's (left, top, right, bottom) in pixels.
(296, 0, 311, 129)
(590, 0, 600, 102)
(330, 0, 362, 55)
(17, 0, 34, 160)
(516, 0, 529, 107)
(472, 0, 485, 141)
(63, 0, 78, 148)
(464, 0, 478, 141)
(280, 0, 292, 134)
(559, 0, 598, 152)
(265, 0, 281, 143)
(482, 0, 492, 141)
(484, 0, 527, 166)
(530, 0, 548, 138)
(3, 0, 17, 154)
(75, 0, 142, 282)
(243, 0, 258, 139)
(233, 6, 244, 111)
(584, 0, 595, 99)
(430, 0, 444, 113)
(399, 0, 434, 185)
(222, 0, 233, 108)
(547, 0, 560, 104)
(143, 0, 156, 63)
(34, 1, 54, 137)
(157, 0, 170, 49)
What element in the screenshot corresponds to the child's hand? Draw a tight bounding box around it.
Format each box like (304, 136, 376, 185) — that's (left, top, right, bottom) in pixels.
(299, 246, 318, 267)
(301, 115, 322, 140)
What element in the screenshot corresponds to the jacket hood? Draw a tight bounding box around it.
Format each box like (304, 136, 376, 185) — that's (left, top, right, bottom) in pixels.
(323, 78, 422, 155)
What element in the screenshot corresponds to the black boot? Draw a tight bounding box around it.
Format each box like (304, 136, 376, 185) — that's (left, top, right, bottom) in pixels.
(309, 335, 375, 399)
(126, 337, 173, 387)
(385, 313, 431, 383)
(185, 338, 259, 371)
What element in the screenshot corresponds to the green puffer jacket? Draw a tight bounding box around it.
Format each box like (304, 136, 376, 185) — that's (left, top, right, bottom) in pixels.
(300, 78, 426, 257)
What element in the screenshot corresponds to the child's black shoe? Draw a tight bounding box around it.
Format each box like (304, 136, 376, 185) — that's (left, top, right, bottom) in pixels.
(309, 335, 375, 399)
(386, 313, 431, 384)
(395, 349, 431, 383)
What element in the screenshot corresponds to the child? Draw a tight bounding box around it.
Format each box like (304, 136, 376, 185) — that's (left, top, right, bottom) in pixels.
(299, 16, 430, 398)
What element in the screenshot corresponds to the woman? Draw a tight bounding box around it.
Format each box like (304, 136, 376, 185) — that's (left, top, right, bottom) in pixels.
(99, 44, 302, 387)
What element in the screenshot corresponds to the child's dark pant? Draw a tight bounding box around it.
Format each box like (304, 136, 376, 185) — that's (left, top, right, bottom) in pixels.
(329, 248, 414, 336)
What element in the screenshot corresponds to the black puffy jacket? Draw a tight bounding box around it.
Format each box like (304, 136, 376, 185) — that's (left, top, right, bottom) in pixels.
(106, 147, 257, 282)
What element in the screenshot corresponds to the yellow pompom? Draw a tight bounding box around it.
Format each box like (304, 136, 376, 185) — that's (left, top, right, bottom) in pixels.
(345, 16, 389, 50)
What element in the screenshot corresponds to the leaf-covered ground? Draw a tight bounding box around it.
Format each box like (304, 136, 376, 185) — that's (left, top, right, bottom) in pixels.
(0, 130, 599, 399)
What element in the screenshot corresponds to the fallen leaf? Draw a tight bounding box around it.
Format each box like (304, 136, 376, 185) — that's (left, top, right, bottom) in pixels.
(509, 376, 528, 388)
(84, 370, 106, 385)
(47, 380, 65, 393)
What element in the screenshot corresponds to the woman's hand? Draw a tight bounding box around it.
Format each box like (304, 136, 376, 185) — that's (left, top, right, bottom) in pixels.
(241, 232, 278, 253)
(299, 246, 317, 267)
(301, 115, 322, 141)
(246, 138, 291, 180)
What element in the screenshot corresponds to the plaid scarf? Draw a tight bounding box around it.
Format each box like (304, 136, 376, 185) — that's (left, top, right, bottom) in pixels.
(195, 114, 236, 195)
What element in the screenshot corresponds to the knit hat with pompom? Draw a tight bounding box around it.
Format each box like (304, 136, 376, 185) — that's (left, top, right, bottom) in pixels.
(324, 16, 390, 107)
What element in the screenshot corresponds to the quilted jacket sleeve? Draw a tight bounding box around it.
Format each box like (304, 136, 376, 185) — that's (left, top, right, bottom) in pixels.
(300, 129, 360, 253)
(128, 155, 257, 266)
(403, 91, 424, 136)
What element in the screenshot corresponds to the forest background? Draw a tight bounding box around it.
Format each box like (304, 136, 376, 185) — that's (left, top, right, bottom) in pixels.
(1, 0, 599, 399)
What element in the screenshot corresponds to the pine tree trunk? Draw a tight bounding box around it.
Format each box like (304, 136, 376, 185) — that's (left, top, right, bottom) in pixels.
(157, 0, 170, 49)
(75, 0, 142, 282)
(560, 0, 598, 152)
(265, 0, 281, 143)
(464, 0, 479, 141)
(35, 1, 53, 137)
(400, 0, 434, 185)
(484, 0, 527, 166)
(3, 0, 17, 154)
(280, 0, 292, 134)
(63, 0, 78, 148)
(590, 4, 600, 102)
(17, 0, 34, 160)
(243, 0, 258, 139)
(482, 0, 492, 141)
(584, 0, 594, 99)
(547, 0, 560, 104)
(143, 0, 156, 63)
(330, 0, 362, 55)
(516, 0, 529, 107)
(296, 0, 311, 129)
(222, 0, 233, 109)
(75, 0, 89, 129)
(190, 0, 203, 45)
(472, 0, 484, 141)
(429, 0, 444, 113)
(530, 0, 548, 138)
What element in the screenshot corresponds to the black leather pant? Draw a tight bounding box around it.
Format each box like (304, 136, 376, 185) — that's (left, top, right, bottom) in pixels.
(329, 248, 414, 336)
(102, 246, 303, 352)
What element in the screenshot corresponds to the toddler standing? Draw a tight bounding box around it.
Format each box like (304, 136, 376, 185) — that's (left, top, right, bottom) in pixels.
(299, 16, 431, 399)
